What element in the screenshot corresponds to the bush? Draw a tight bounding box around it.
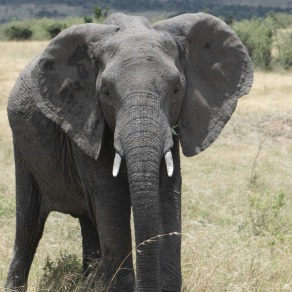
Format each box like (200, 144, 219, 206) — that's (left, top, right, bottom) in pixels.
(234, 17, 274, 70)
(274, 31, 292, 69)
(45, 23, 67, 39)
(93, 5, 109, 20)
(4, 25, 32, 40)
(94, 6, 102, 19)
(38, 250, 106, 290)
(38, 251, 82, 291)
(84, 16, 93, 23)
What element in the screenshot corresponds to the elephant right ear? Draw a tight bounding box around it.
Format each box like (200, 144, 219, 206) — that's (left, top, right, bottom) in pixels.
(33, 24, 117, 160)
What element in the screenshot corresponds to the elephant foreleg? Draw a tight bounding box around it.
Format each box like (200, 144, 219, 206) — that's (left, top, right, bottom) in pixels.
(159, 138, 182, 292)
(72, 143, 135, 292)
(6, 146, 48, 291)
(79, 215, 101, 277)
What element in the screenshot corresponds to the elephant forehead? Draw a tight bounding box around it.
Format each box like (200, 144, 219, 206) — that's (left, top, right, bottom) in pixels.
(101, 32, 178, 61)
(104, 53, 179, 89)
(122, 33, 176, 51)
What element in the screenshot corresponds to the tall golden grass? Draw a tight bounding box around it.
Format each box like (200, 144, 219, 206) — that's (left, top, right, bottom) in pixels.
(0, 41, 291, 291)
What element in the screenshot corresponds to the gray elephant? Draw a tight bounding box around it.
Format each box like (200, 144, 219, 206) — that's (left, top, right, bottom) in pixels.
(6, 13, 253, 292)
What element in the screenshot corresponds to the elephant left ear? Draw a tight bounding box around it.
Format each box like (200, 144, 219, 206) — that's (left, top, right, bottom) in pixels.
(154, 13, 253, 157)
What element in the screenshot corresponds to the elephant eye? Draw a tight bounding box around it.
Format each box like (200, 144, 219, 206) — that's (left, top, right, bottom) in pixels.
(101, 86, 113, 105)
(173, 88, 180, 94)
(173, 84, 182, 95)
(173, 79, 182, 95)
(102, 86, 110, 97)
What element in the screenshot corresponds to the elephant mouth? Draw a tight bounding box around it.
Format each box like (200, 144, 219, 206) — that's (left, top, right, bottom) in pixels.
(111, 91, 175, 178)
(112, 150, 174, 177)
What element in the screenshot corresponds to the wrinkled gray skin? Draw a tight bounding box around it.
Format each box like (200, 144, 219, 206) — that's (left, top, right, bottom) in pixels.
(6, 13, 253, 292)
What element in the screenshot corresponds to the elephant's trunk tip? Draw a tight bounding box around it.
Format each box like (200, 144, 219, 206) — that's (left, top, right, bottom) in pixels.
(112, 152, 122, 177)
(165, 150, 174, 177)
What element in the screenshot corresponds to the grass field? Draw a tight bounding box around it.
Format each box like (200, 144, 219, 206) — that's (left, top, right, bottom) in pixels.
(0, 41, 291, 291)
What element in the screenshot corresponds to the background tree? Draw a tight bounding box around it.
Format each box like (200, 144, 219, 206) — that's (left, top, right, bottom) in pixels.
(234, 17, 273, 70)
(93, 6, 102, 20)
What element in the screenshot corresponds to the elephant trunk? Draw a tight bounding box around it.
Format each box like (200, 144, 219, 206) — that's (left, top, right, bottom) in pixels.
(126, 137, 161, 290)
(114, 93, 173, 291)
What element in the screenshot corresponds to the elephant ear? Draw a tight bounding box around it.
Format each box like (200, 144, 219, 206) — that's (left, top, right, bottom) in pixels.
(154, 13, 253, 156)
(33, 24, 117, 159)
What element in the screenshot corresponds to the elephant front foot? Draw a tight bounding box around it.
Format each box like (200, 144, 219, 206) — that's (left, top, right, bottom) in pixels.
(5, 275, 27, 292)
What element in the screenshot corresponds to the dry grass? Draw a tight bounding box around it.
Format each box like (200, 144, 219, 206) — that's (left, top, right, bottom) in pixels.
(181, 71, 292, 291)
(0, 41, 291, 291)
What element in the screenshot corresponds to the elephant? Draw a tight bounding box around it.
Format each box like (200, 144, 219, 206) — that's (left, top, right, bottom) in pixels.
(6, 12, 253, 292)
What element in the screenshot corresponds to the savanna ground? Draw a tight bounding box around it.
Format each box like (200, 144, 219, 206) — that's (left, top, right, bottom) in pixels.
(0, 41, 291, 291)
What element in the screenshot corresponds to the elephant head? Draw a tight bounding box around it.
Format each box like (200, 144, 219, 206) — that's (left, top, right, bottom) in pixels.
(33, 12, 253, 290)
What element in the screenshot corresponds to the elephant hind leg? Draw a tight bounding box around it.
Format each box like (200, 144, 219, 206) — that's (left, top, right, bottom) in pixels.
(6, 146, 49, 291)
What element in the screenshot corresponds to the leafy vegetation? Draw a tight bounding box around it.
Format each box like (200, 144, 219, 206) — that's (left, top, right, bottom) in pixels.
(0, 16, 106, 41)
(38, 251, 82, 291)
(1, 12, 291, 71)
(4, 25, 33, 40)
(0, 5, 110, 40)
(83, 16, 93, 23)
(232, 13, 292, 70)
(274, 31, 292, 69)
(1, 0, 292, 23)
(234, 18, 274, 70)
(93, 6, 109, 20)
(45, 22, 67, 38)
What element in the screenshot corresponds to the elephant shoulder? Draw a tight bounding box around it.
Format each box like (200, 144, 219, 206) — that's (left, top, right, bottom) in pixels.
(8, 56, 41, 126)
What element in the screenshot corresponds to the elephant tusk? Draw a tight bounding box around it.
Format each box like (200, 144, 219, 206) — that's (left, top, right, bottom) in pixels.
(112, 152, 122, 177)
(165, 151, 174, 177)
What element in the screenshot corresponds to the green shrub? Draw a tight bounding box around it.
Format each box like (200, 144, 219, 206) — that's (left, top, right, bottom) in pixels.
(274, 31, 292, 69)
(45, 23, 67, 39)
(94, 6, 102, 19)
(38, 250, 106, 290)
(267, 12, 292, 29)
(38, 251, 82, 291)
(4, 25, 32, 40)
(234, 17, 274, 70)
(84, 16, 93, 23)
(93, 5, 108, 20)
